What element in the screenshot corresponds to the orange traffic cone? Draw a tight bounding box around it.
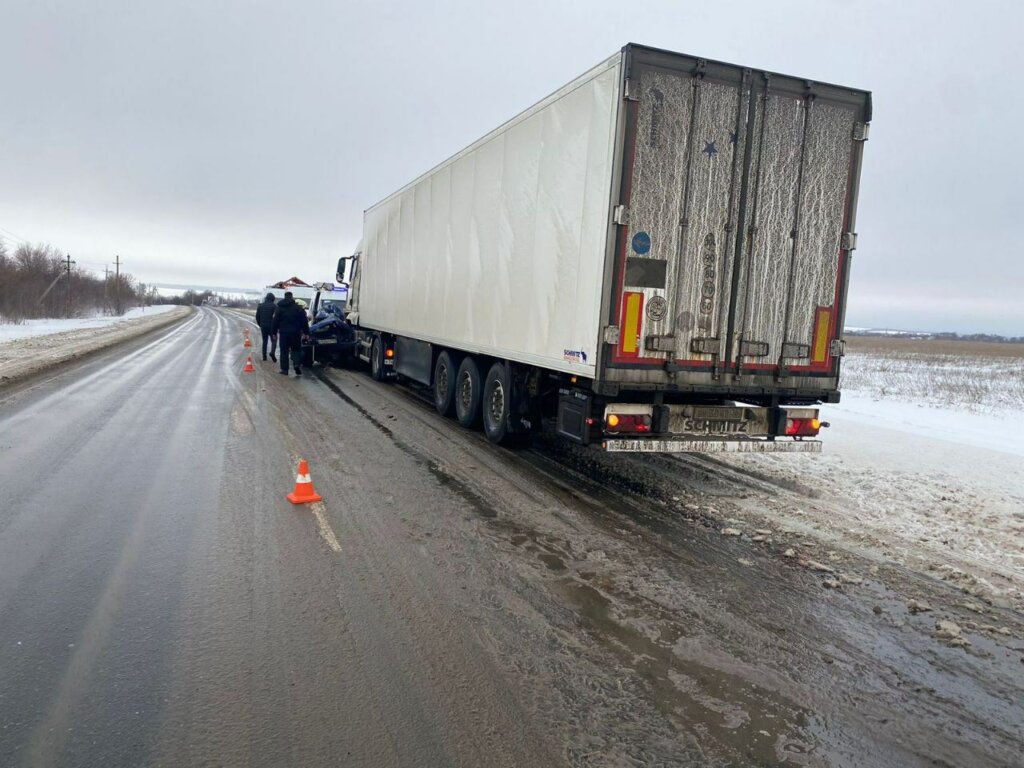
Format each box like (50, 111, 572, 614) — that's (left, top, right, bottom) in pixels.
(243, 326, 250, 334)
(287, 459, 322, 504)
(243, 336, 252, 347)
(243, 357, 255, 372)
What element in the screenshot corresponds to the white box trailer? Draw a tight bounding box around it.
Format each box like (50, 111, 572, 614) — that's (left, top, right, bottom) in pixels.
(340, 43, 871, 452)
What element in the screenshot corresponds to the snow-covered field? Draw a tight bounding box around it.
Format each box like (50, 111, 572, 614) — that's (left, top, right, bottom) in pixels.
(0, 305, 178, 344)
(723, 337, 1024, 608)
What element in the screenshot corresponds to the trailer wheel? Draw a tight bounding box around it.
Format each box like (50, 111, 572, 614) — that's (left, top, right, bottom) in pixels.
(433, 351, 458, 416)
(482, 362, 512, 444)
(370, 336, 387, 382)
(454, 357, 482, 428)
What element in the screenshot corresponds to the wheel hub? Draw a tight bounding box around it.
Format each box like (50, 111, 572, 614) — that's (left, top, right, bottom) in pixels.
(458, 373, 472, 409)
(488, 381, 505, 425)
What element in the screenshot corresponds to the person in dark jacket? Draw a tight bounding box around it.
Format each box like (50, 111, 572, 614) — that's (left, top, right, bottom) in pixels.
(255, 292, 278, 362)
(271, 291, 310, 376)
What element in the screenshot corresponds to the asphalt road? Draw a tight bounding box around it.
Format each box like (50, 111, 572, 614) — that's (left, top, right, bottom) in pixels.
(0, 307, 1021, 767)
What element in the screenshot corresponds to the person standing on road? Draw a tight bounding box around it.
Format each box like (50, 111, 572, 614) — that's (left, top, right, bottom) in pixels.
(255, 292, 278, 362)
(271, 291, 310, 377)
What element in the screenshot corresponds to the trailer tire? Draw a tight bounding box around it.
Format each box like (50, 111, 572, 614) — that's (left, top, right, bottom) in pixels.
(370, 336, 387, 382)
(482, 362, 513, 444)
(433, 351, 458, 416)
(454, 357, 482, 428)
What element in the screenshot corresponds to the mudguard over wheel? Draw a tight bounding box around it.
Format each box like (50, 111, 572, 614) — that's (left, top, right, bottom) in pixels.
(434, 351, 458, 416)
(454, 357, 482, 428)
(370, 336, 388, 382)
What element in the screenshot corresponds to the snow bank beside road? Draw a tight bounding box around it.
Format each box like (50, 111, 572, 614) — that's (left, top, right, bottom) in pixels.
(0, 306, 192, 388)
(720, 353, 1024, 609)
(0, 305, 179, 344)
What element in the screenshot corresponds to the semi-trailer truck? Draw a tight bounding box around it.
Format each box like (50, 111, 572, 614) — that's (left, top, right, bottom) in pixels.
(337, 43, 871, 453)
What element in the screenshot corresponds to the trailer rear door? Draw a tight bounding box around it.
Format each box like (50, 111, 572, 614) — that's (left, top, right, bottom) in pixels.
(607, 47, 869, 383)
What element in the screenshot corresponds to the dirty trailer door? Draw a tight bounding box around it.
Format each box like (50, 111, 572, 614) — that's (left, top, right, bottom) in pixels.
(609, 47, 869, 387)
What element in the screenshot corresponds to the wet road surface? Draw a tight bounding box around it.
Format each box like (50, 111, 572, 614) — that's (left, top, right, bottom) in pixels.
(0, 307, 1021, 767)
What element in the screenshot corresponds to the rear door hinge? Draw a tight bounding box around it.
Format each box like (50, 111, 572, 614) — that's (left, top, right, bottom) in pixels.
(623, 77, 640, 102)
(853, 122, 870, 141)
(613, 205, 630, 226)
(830, 339, 846, 358)
(603, 325, 621, 345)
(739, 340, 769, 357)
(645, 334, 675, 353)
(690, 337, 720, 355)
(781, 342, 811, 359)
(841, 232, 858, 251)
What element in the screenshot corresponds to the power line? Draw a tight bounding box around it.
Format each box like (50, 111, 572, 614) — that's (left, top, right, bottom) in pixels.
(0, 225, 30, 245)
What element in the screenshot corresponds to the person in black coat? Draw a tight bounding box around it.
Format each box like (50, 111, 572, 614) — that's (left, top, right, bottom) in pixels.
(271, 292, 310, 376)
(255, 292, 278, 362)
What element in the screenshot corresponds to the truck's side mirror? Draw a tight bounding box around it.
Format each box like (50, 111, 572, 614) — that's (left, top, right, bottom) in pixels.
(337, 253, 359, 286)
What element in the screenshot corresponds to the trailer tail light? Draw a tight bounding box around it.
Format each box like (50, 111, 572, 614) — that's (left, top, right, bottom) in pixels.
(604, 405, 654, 434)
(784, 417, 821, 437)
(606, 414, 651, 433)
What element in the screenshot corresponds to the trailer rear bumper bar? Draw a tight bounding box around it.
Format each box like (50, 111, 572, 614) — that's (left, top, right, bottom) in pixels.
(603, 438, 821, 454)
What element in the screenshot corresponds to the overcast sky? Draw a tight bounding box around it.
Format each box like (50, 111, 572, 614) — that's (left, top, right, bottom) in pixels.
(1, 0, 1021, 334)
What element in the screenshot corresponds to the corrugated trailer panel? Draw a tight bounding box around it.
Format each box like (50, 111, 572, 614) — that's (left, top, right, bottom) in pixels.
(600, 45, 870, 398)
(357, 56, 623, 378)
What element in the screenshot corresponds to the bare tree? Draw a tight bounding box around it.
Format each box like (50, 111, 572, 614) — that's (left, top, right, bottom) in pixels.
(0, 243, 151, 323)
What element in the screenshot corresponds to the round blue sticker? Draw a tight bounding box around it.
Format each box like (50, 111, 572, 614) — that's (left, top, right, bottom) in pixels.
(632, 231, 651, 254)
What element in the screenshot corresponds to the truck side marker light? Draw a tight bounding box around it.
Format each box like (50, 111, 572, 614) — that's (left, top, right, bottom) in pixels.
(385, 348, 395, 358)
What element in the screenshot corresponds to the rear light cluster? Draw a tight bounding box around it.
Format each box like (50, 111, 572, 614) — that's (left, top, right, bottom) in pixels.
(605, 413, 652, 434)
(784, 417, 821, 437)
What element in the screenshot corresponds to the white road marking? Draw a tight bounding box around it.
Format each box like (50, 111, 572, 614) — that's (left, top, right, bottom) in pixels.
(310, 502, 341, 552)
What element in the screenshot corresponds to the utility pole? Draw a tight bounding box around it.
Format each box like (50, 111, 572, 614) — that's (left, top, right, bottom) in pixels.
(64, 253, 75, 318)
(104, 265, 109, 314)
(115, 254, 122, 316)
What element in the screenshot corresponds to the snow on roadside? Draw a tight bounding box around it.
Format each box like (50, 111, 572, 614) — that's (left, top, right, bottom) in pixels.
(0, 306, 191, 387)
(0, 305, 178, 344)
(719, 354, 1024, 608)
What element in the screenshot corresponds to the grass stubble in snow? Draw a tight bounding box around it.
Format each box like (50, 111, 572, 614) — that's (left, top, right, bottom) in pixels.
(840, 336, 1024, 413)
(721, 336, 1024, 609)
